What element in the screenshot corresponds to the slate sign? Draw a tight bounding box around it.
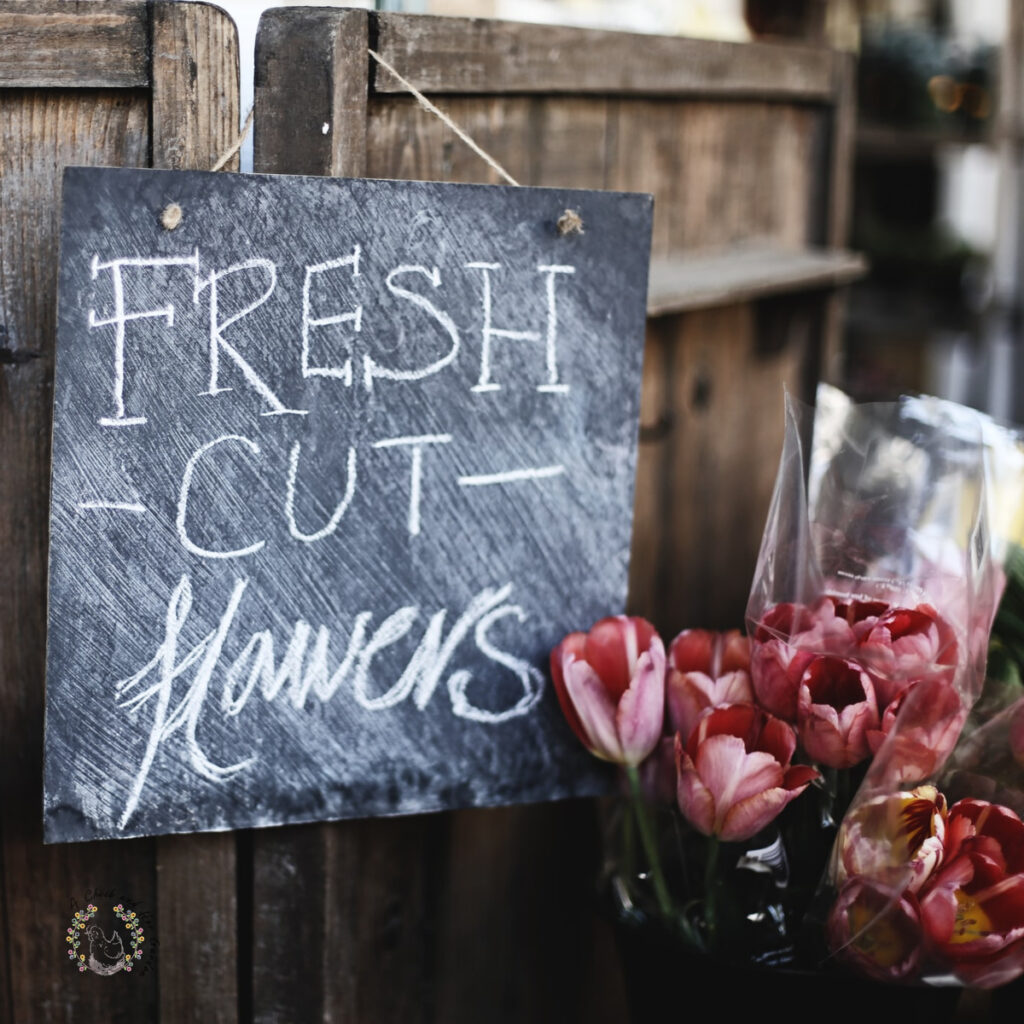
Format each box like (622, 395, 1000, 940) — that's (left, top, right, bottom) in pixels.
(44, 166, 653, 842)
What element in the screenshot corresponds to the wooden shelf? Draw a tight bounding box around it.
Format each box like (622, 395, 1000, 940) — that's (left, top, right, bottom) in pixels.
(856, 122, 991, 160)
(647, 243, 867, 316)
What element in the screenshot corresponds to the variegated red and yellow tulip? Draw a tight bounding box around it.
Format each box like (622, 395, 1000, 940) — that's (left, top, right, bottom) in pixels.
(919, 799, 1024, 987)
(837, 785, 947, 894)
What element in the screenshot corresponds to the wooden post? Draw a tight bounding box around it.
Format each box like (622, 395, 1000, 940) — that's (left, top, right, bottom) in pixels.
(0, 3, 239, 1019)
(150, 5, 241, 1020)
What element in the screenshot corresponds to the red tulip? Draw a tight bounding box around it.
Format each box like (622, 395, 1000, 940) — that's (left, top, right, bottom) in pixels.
(828, 878, 925, 982)
(919, 799, 1024, 987)
(797, 656, 879, 768)
(750, 599, 855, 722)
(666, 629, 753, 744)
(550, 616, 665, 766)
(675, 703, 818, 842)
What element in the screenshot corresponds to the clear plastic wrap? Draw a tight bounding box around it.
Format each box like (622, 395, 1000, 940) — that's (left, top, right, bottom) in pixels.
(746, 384, 1024, 986)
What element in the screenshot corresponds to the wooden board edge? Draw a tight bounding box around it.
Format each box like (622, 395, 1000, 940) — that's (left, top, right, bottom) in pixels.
(0, 0, 148, 88)
(373, 12, 837, 101)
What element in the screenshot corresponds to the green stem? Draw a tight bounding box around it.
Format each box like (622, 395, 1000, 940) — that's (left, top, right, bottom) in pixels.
(625, 764, 673, 917)
(704, 834, 720, 950)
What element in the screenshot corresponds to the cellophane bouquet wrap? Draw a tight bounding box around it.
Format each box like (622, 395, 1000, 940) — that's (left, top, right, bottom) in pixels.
(549, 383, 1024, 994)
(749, 384, 1024, 986)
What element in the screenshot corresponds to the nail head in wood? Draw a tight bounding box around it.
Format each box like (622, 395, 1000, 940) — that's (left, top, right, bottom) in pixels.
(557, 208, 584, 236)
(160, 202, 183, 231)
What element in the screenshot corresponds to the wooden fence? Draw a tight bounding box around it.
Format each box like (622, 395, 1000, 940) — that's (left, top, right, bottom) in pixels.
(0, 4, 860, 1020)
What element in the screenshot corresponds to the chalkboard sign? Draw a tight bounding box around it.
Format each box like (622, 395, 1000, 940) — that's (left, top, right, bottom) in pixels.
(43, 166, 653, 842)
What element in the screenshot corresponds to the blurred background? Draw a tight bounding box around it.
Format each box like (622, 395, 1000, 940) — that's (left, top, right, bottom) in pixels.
(424, 0, 1018, 421)
(231, 0, 1018, 420)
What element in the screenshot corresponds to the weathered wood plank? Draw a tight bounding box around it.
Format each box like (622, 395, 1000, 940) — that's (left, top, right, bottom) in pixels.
(0, 88, 156, 1023)
(647, 244, 867, 316)
(374, 13, 837, 99)
(821, 50, 858, 383)
(627, 320, 672, 624)
(251, 818, 443, 1024)
(432, 801, 617, 1023)
(0, 1, 148, 88)
(152, 0, 240, 171)
(604, 98, 826, 263)
(827, 51, 857, 250)
(662, 302, 812, 634)
(252, 12, 445, 1022)
(366, 95, 532, 184)
(255, 7, 369, 177)
(365, 72, 631, 1024)
(150, 5, 241, 1020)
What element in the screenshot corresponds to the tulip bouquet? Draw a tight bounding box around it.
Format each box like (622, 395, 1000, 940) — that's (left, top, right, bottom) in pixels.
(551, 385, 1024, 993)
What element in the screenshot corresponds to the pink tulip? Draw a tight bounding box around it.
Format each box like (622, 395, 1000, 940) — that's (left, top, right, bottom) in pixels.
(666, 629, 754, 744)
(675, 703, 818, 842)
(797, 656, 879, 768)
(828, 878, 925, 982)
(858, 604, 958, 708)
(867, 677, 966, 785)
(837, 785, 947, 895)
(550, 616, 665, 766)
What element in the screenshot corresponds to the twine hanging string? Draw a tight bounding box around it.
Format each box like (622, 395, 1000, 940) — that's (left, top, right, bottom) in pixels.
(211, 105, 255, 172)
(163, 70, 583, 236)
(367, 47, 521, 188)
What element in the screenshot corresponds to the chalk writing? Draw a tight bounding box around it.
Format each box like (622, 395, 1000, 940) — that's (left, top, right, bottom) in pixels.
(45, 168, 652, 842)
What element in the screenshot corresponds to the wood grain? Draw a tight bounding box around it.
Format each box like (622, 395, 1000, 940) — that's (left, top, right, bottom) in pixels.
(662, 302, 814, 635)
(627, 319, 672, 624)
(0, 1, 148, 88)
(0, 88, 156, 1023)
(150, 5, 242, 1020)
(152, 0, 240, 172)
(374, 13, 837, 100)
(364, 54, 635, 1024)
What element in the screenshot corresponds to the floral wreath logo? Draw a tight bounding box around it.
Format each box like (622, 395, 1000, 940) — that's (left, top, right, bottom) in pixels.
(66, 902, 145, 974)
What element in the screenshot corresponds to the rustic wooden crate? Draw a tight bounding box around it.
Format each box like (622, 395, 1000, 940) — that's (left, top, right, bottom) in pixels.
(0, 5, 860, 1021)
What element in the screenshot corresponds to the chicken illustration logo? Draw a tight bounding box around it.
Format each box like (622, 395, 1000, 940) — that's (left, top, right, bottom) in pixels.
(66, 902, 145, 973)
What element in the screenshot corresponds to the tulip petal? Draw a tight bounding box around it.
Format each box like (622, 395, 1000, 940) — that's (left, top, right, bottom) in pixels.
(563, 658, 623, 762)
(550, 633, 589, 746)
(616, 636, 666, 765)
(669, 629, 714, 674)
(584, 616, 657, 698)
(693, 735, 781, 833)
(675, 747, 716, 836)
(666, 669, 715, 742)
(720, 786, 791, 842)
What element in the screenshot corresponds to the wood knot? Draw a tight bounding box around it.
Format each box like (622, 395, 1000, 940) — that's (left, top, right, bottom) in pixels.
(556, 209, 584, 236)
(160, 203, 183, 231)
